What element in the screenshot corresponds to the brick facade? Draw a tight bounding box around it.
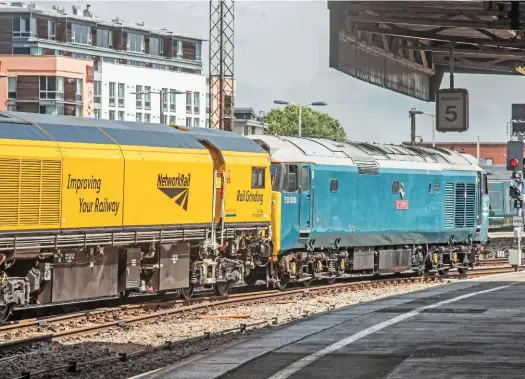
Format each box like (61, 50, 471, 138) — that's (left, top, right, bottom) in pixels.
(402, 142, 511, 165)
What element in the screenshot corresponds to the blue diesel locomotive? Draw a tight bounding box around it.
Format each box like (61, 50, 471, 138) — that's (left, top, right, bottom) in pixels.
(248, 135, 489, 289)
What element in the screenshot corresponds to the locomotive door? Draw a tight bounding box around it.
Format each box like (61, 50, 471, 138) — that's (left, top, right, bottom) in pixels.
(299, 163, 311, 232)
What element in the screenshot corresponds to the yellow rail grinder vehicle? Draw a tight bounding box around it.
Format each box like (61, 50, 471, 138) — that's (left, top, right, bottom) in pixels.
(0, 112, 272, 321)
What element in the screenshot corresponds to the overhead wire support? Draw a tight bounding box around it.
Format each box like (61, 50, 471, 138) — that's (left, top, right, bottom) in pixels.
(209, 0, 235, 131)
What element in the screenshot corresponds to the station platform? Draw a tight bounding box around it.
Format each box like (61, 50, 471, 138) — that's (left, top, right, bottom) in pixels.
(132, 271, 525, 379)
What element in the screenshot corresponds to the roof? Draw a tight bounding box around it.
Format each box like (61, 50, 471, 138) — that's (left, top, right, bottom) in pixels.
(328, 1, 525, 102)
(178, 126, 267, 154)
(0, 111, 206, 150)
(248, 135, 480, 172)
(0, 2, 205, 41)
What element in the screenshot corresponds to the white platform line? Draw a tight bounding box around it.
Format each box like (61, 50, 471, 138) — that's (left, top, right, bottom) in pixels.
(268, 283, 515, 379)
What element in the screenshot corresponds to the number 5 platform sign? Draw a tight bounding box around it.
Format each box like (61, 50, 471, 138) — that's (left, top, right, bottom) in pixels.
(435, 88, 469, 132)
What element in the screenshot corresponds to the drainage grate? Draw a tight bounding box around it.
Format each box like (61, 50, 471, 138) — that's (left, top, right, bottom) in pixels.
(376, 308, 417, 313)
(421, 308, 487, 314)
(375, 308, 487, 314)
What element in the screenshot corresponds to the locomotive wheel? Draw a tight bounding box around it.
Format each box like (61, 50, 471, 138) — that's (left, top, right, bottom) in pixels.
(326, 277, 336, 285)
(457, 267, 467, 275)
(214, 281, 233, 296)
(0, 305, 13, 323)
(180, 285, 195, 300)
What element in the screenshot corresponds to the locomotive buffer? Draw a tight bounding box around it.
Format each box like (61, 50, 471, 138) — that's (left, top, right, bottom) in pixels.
(506, 140, 524, 270)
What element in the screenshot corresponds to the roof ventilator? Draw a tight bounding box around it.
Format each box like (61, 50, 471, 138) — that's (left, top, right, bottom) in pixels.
(353, 159, 379, 175)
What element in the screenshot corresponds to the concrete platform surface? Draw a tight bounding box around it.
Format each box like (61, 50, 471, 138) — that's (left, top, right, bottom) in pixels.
(131, 271, 525, 379)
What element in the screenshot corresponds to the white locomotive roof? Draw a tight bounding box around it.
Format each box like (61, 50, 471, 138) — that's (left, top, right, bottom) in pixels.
(247, 135, 480, 172)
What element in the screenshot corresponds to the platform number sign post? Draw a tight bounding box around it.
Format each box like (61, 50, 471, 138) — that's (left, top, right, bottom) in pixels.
(435, 88, 469, 133)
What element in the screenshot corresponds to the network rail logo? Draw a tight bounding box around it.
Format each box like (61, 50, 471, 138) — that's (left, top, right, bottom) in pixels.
(157, 173, 191, 211)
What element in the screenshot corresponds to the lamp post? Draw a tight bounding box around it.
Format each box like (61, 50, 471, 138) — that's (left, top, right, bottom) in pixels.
(273, 99, 327, 137)
(409, 108, 436, 147)
(131, 88, 185, 124)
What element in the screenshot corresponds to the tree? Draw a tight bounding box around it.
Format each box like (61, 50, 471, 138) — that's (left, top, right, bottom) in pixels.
(263, 105, 347, 142)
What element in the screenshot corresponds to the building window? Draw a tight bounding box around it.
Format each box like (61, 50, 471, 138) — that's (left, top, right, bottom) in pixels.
(75, 105, 83, 117)
(169, 116, 175, 125)
(193, 117, 200, 127)
(109, 82, 116, 107)
(39, 105, 58, 115)
(127, 33, 145, 53)
(205, 119, 210, 128)
(118, 83, 125, 107)
(109, 110, 115, 120)
(162, 115, 167, 124)
(251, 167, 265, 189)
(193, 92, 200, 113)
(40, 76, 64, 100)
(8, 77, 16, 99)
(71, 23, 92, 45)
(162, 88, 168, 114)
(94, 109, 101, 119)
(144, 86, 151, 109)
(186, 117, 192, 127)
(12, 17, 36, 37)
(175, 40, 182, 58)
(186, 91, 192, 113)
(145, 113, 151, 123)
(196, 43, 202, 61)
(484, 157, 494, 165)
(149, 37, 163, 56)
(47, 20, 56, 40)
(96, 28, 113, 49)
(118, 111, 124, 120)
(206, 93, 210, 114)
(169, 90, 176, 111)
(136, 112, 142, 122)
(94, 81, 101, 104)
(243, 125, 250, 135)
(76, 79, 82, 102)
(136, 85, 142, 109)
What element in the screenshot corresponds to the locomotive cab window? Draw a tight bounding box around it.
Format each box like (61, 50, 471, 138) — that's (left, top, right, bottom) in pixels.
(270, 164, 281, 191)
(284, 164, 299, 192)
(251, 167, 265, 189)
(330, 179, 338, 192)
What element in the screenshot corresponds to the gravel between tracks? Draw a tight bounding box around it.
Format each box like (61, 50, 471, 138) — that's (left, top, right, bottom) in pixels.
(2, 280, 448, 379)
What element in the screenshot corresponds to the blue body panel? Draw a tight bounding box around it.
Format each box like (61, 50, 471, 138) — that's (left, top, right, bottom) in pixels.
(278, 164, 479, 253)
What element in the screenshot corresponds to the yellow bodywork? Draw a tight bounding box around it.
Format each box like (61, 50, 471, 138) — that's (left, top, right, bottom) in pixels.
(270, 191, 281, 258)
(0, 139, 62, 231)
(0, 136, 215, 231)
(60, 142, 124, 229)
(222, 151, 272, 224)
(120, 145, 213, 226)
(0, 122, 271, 233)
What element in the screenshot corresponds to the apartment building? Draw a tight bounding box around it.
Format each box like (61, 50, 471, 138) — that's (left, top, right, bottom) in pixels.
(0, 2, 209, 125)
(0, 55, 93, 116)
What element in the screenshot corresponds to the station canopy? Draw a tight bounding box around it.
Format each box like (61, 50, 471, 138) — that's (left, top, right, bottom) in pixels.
(328, 1, 525, 101)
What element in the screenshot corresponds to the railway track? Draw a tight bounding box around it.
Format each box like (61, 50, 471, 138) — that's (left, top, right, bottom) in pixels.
(476, 258, 510, 267)
(0, 265, 518, 353)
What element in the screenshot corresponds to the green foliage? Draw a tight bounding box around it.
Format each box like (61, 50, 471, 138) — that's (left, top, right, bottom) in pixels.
(263, 105, 347, 142)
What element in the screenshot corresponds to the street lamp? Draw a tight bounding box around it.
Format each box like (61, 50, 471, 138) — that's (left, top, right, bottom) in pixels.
(409, 108, 436, 147)
(273, 99, 327, 137)
(131, 89, 185, 124)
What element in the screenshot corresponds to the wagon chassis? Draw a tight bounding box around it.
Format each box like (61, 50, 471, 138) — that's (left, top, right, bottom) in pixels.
(0, 224, 272, 322)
